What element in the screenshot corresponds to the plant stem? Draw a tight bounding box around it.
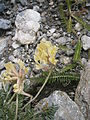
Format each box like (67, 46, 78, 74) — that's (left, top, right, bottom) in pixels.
(22, 67, 53, 110)
(4, 86, 12, 105)
(67, 0, 71, 14)
(7, 93, 16, 105)
(15, 94, 18, 120)
(21, 91, 33, 99)
(71, 14, 86, 27)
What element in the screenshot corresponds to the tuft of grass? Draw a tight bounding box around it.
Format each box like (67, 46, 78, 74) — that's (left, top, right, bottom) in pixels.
(59, 0, 90, 32)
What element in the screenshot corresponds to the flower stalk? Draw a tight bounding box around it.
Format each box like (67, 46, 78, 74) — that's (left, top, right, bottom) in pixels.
(15, 94, 18, 120)
(22, 38, 58, 109)
(7, 93, 16, 105)
(22, 67, 53, 110)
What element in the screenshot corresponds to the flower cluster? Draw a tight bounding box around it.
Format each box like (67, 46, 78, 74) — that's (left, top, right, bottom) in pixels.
(0, 38, 58, 104)
(34, 38, 58, 70)
(1, 59, 28, 94)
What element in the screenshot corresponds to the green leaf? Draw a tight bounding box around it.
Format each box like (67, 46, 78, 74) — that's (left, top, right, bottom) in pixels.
(48, 72, 80, 83)
(73, 40, 82, 63)
(85, 24, 90, 31)
(60, 63, 76, 73)
(66, 0, 71, 13)
(72, 14, 90, 30)
(31, 70, 80, 84)
(67, 17, 72, 33)
(59, 3, 67, 26)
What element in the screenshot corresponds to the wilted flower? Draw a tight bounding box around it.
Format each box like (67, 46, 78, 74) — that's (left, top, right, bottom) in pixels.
(34, 38, 58, 70)
(1, 59, 29, 94)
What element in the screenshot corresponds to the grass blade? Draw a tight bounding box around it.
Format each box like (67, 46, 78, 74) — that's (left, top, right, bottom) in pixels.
(73, 40, 82, 63)
(67, 16, 72, 33)
(72, 14, 90, 30)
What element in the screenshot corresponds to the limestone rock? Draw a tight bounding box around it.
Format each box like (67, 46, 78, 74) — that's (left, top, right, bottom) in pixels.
(37, 0, 45, 2)
(0, 19, 11, 30)
(0, 36, 11, 54)
(81, 35, 90, 50)
(0, 3, 5, 13)
(74, 23, 82, 31)
(35, 91, 85, 120)
(13, 9, 41, 44)
(75, 60, 90, 120)
(55, 37, 67, 45)
(13, 29, 36, 44)
(19, 0, 27, 6)
(0, 59, 5, 70)
(12, 41, 20, 49)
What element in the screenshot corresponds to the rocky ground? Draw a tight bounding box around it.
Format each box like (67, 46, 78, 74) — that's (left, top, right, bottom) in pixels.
(0, 0, 90, 120)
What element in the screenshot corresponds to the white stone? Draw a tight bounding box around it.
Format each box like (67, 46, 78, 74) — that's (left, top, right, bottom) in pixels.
(13, 9, 41, 44)
(60, 56, 71, 64)
(81, 58, 87, 66)
(15, 20, 40, 32)
(13, 49, 20, 57)
(81, 35, 90, 50)
(49, 1, 54, 6)
(33, 5, 39, 11)
(49, 28, 56, 34)
(12, 42, 20, 49)
(47, 31, 52, 37)
(55, 37, 67, 45)
(74, 23, 82, 31)
(37, 0, 45, 2)
(0, 36, 10, 54)
(9, 55, 18, 63)
(0, 59, 5, 70)
(13, 29, 36, 44)
(53, 33, 60, 38)
(15, 9, 41, 24)
(0, 38, 7, 53)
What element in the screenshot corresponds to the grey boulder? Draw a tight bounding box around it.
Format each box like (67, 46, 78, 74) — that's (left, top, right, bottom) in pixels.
(35, 91, 85, 120)
(0, 36, 11, 54)
(75, 60, 90, 120)
(0, 19, 11, 30)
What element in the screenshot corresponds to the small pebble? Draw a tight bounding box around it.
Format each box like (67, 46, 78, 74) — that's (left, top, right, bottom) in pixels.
(12, 42, 20, 49)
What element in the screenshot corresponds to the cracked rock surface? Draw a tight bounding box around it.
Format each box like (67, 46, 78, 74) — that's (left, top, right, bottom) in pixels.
(35, 90, 85, 120)
(75, 60, 90, 120)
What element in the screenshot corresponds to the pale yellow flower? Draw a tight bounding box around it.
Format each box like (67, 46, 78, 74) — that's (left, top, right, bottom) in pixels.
(34, 38, 58, 70)
(13, 83, 23, 94)
(1, 59, 29, 94)
(5, 62, 15, 73)
(1, 59, 29, 83)
(16, 59, 29, 74)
